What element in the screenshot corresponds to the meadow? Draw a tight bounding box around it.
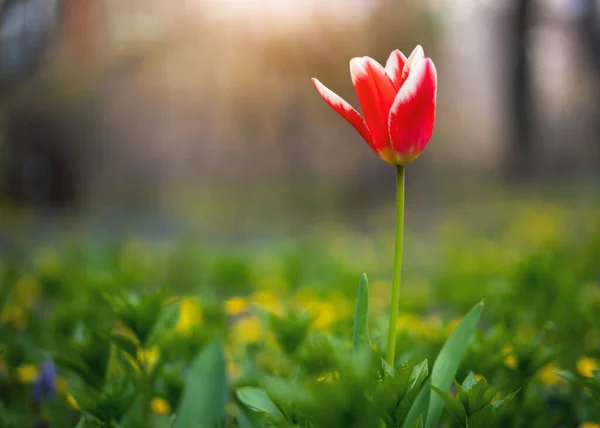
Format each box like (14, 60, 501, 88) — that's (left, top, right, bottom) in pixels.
(1, 190, 599, 428)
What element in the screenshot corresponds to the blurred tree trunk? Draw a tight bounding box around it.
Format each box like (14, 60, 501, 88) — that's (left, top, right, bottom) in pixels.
(4, 107, 78, 208)
(59, 0, 98, 58)
(579, 0, 600, 167)
(506, 0, 535, 180)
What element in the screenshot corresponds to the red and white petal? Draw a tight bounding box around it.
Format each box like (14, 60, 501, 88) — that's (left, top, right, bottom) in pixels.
(349, 57, 398, 153)
(388, 58, 437, 165)
(384, 49, 407, 90)
(400, 45, 425, 86)
(312, 77, 373, 147)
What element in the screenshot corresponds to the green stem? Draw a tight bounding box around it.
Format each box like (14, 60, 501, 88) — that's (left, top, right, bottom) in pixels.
(141, 363, 150, 428)
(386, 165, 405, 366)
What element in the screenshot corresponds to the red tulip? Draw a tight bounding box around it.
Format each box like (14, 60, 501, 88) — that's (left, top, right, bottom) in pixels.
(312, 46, 437, 166)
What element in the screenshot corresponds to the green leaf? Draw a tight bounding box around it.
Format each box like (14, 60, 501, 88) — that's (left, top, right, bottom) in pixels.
(454, 380, 469, 412)
(412, 415, 424, 428)
(482, 381, 508, 406)
(397, 359, 429, 424)
(430, 384, 467, 426)
(462, 372, 477, 390)
(409, 360, 429, 390)
(151, 415, 176, 428)
(381, 358, 396, 379)
(557, 370, 578, 383)
(236, 406, 258, 428)
(402, 385, 429, 428)
(467, 404, 496, 428)
(426, 301, 483, 428)
(148, 300, 182, 345)
(108, 333, 139, 360)
(353, 273, 371, 352)
(53, 354, 91, 379)
(236, 387, 283, 418)
(468, 379, 490, 413)
(268, 310, 314, 356)
(175, 340, 227, 428)
(492, 389, 520, 413)
(262, 376, 314, 410)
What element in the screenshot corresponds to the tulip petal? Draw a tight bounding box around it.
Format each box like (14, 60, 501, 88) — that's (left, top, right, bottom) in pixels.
(385, 49, 407, 90)
(388, 58, 437, 165)
(350, 57, 397, 153)
(312, 78, 373, 148)
(400, 45, 425, 86)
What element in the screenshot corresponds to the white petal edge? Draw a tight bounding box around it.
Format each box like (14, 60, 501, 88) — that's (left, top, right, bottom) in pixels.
(349, 57, 370, 86)
(313, 77, 359, 117)
(406, 45, 425, 68)
(349, 56, 388, 86)
(384, 49, 407, 87)
(401, 45, 425, 83)
(392, 58, 437, 115)
(312, 77, 372, 146)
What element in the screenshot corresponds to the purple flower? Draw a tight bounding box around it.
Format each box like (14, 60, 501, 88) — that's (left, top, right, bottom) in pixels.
(33, 359, 56, 403)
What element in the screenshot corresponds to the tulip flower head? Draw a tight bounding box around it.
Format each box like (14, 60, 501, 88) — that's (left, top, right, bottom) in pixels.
(312, 46, 437, 165)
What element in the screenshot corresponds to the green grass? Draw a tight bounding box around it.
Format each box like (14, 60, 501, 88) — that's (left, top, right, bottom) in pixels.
(0, 193, 599, 427)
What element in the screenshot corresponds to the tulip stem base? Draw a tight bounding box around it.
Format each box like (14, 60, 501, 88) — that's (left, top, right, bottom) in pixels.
(386, 165, 405, 366)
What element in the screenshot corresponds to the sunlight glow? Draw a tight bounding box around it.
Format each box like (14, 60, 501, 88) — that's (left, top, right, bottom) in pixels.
(201, 0, 373, 28)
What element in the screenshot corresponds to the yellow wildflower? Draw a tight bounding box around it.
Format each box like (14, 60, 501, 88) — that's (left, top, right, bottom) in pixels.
(0, 305, 26, 330)
(504, 355, 518, 370)
(227, 357, 242, 379)
(14, 275, 39, 308)
(251, 290, 284, 316)
(580, 423, 600, 428)
(137, 347, 159, 372)
(502, 345, 518, 370)
(16, 364, 38, 383)
(313, 301, 339, 330)
(577, 357, 599, 378)
(175, 297, 203, 335)
(396, 314, 442, 340)
(397, 314, 422, 333)
(537, 363, 566, 387)
(297, 292, 350, 330)
(317, 372, 335, 384)
(475, 374, 485, 382)
(224, 297, 248, 316)
(66, 392, 79, 410)
(233, 315, 264, 344)
(151, 397, 171, 415)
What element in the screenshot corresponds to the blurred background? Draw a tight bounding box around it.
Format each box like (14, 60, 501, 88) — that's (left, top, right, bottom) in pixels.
(0, 0, 599, 236)
(2, 5, 600, 425)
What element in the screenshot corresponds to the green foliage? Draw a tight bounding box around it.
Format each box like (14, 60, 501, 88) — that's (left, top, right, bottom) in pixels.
(268, 310, 314, 356)
(254, 350, 430, 428)
(176, 341, 227, 428)
(353, 273, 371, 352)
(424, 302, 483, 428)
(430, 374, 519, 428)
(1, 203, 600, 426)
